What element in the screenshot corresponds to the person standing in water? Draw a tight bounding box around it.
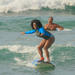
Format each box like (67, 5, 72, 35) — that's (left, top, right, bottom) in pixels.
(44, 17, 64, 31)
(21, 20, 55, 63)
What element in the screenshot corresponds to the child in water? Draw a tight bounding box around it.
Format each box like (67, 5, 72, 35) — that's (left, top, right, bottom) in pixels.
(21, 19, 55, 63)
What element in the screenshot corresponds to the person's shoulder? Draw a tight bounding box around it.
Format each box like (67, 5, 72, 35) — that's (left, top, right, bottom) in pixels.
(45, 24, 48, 26)
(39, 27, 45, 31)
(40, 27, 44, 29)
(39, 27, 45, 33)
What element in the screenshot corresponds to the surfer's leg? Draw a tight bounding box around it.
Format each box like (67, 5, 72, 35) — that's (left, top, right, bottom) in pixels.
(37, 39, 46, 60)
(44, 37, 55, 63)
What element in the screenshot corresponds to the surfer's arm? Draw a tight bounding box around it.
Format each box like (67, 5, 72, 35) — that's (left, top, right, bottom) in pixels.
(21, 30, 36, 35)
(25, 30, 36, 34)
(55, 24, 64, 30)
(44, 24, 48, 30)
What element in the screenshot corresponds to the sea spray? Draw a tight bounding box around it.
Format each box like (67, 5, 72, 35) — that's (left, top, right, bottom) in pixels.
(0, 0, 75, 13)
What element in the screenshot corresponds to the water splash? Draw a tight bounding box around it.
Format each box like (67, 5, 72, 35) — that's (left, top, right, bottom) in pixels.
(0, 0, 75, 13)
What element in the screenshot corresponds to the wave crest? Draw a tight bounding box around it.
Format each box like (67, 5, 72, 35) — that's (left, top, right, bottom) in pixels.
(0, 0, 75, 13)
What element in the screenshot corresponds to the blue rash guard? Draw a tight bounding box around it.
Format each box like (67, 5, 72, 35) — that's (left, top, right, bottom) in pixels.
(25, 27, 53, 40)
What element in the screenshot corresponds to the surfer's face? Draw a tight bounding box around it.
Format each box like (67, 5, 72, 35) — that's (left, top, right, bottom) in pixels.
(33, 23, 37, 29)
(48, 17, 53, 24)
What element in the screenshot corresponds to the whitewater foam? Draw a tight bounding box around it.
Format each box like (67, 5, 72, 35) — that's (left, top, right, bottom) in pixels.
(0, 45, 37, 53)
(0, 0, 75, 13)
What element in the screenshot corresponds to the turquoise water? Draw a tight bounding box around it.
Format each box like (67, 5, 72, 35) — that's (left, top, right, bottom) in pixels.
(0, 0, 75, 75)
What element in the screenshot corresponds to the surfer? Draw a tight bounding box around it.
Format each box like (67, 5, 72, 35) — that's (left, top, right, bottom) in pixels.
(44, 17, 64, 31)
(21, 19, 55, 63)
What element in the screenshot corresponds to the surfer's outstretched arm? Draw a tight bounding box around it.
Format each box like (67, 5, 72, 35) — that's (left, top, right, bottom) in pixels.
(25, 30, 36, 34)
(21, 30, 36, 35)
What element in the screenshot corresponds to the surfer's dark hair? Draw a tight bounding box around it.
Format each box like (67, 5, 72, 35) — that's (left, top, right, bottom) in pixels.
(31, 19, 43, 29)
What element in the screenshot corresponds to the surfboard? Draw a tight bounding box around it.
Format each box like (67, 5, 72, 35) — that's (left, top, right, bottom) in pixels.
(32, 59, 55, 70)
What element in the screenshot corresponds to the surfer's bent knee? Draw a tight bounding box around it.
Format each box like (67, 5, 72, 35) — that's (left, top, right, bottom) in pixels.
(43, 46, 48, 50)
(37, 46, 43, 50)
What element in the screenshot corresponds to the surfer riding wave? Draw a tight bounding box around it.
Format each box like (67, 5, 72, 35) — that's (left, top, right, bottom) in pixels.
(21, 19, 55, 63)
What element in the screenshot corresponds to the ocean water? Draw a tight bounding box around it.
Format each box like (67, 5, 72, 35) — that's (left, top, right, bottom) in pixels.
(0, 0, 75, 75)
